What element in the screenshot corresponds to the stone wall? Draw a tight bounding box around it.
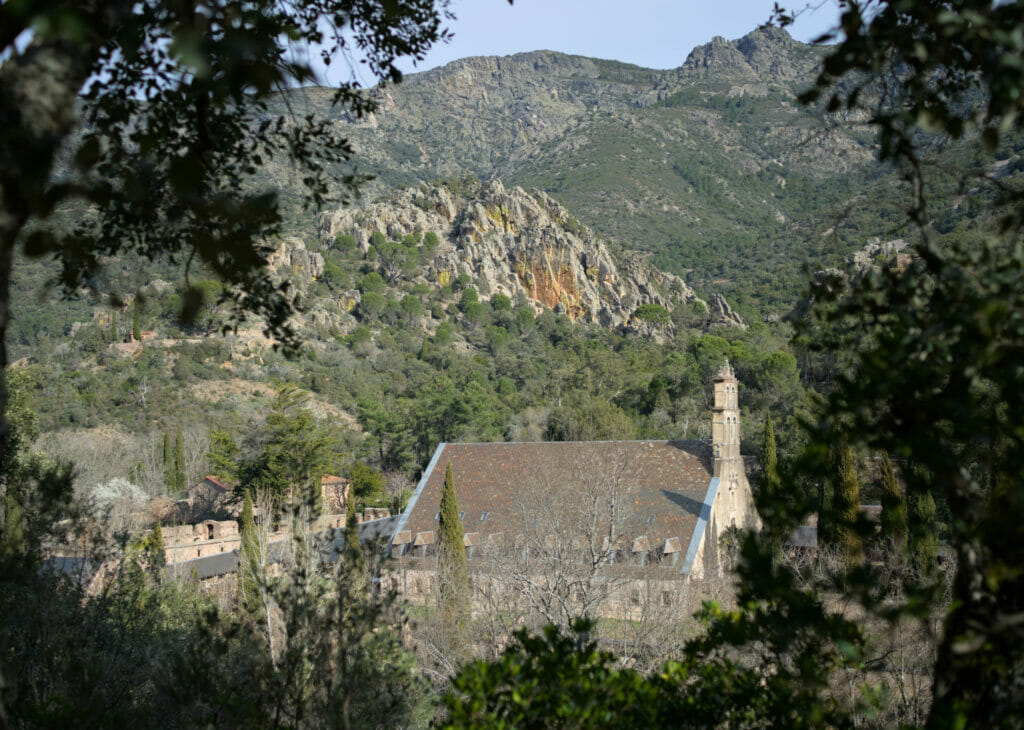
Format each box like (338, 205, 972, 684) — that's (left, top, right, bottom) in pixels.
(387, 562, 703, 622)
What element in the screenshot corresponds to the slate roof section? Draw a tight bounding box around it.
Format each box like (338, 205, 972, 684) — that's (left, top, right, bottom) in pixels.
(392, 440, 715, 573)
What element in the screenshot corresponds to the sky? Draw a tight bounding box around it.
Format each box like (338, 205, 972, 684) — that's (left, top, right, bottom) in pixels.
(325, 0, 842, 86)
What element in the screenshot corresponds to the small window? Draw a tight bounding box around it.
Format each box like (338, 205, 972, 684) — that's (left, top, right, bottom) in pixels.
(480, 511, 489, 522)
(207, 524, 214, 540)
(434, 512, 440, 521)
(647, 514, 654, 526)
(459, 510, 466, 520)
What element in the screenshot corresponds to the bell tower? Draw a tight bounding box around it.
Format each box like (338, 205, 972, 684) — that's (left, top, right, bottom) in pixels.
(712, 361, 740, 476)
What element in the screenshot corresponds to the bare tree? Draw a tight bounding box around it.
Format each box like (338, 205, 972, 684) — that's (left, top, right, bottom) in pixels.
(474, 445, 643, 632)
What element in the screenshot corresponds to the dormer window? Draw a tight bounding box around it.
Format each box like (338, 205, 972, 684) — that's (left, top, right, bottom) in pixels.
(434, 512, 440, 521)
(480, 511, 489, 522)
(459, 510, 466, 521)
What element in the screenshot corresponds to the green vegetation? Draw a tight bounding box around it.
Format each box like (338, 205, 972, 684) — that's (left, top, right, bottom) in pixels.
(834, 444, 863, 566)
(437, 462, 470, 645)
(632, 303, 671, 324)
(3, 1, 1024, 726)
(879, 452, 906, 552)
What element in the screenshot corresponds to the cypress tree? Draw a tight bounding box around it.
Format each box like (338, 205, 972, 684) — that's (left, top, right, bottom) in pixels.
(344, 494, 365, 587)
(835, 444, 863, 566)
(148, 522, 166, 578)
(238, 490, 260, 613)
(163, 430, 175, 490)
(759, 414, 783, 567)
(909, 465, 938, 575)
(110, 311, 117, 342)
(174, 425, 186, 493)
(132, 301, 141, 341)
(437, 462, 469, 631)
(1, 484, 25, 561)
(879, 452, 907, 552)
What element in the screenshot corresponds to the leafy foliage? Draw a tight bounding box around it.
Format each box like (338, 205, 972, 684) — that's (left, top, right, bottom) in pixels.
(437, 462, 469, 641)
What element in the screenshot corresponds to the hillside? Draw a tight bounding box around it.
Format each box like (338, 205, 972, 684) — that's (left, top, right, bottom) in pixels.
(318, 179, 742, 330)
(267, 27, 888, 318)
(10, 23, 1022, 510)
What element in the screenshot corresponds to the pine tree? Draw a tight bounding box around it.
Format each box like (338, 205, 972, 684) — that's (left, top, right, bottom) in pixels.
(206, 424, 240, 483)
(174, 425, 186, 493)
(879, 452, 907, 553)
(437, 461, 469, 634)
(238, 490, 260, 613)
(132, 301, 141, 341)
(835, 444, 863, 566)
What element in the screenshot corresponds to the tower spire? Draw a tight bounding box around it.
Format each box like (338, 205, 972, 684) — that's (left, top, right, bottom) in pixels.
(712, 361, 740, 476)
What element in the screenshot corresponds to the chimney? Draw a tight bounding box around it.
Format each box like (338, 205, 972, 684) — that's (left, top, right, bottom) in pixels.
(712, 361, 740, 476)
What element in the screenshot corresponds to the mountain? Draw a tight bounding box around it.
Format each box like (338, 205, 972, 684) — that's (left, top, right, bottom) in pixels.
(271, 27, 887, 319)
(318, 179, 743, 331)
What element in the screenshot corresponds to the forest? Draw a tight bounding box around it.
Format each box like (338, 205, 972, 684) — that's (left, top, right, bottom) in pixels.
(2, 0, 1024, 728)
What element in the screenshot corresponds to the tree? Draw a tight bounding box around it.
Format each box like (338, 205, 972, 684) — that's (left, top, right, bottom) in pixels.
(437, 462, 469, 638)
(908, 467, 938, 576)
(238, 490, 260, 615)
(758, 413, 784, 567)
(174, 425, 186, 494)
(834, 444, 862, 566)
(776, 1, 1024, 723)
(399, 294, 424, 325)
(879, 451, 907, 553)
(162, 431, 172, 469)
(206, 424, 240, 483)
(348, 462, 387, 508)
(132, 302, 141, 342)
(143, 521, 166, 580)
(241, 383, 339, 504)
(343, 494, 365, 589)
(0, 1, 452, 524)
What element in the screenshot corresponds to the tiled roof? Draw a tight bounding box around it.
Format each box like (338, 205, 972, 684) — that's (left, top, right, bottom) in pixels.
(396, 440, 714, 563)
(192, 476, 230, 492)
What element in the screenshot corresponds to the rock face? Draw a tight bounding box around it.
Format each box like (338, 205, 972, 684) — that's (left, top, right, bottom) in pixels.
(267, 237, 324, 288)
(320, 180, 743, 330)
(683, 26, 817, 85)
(707, 292, 745, 328)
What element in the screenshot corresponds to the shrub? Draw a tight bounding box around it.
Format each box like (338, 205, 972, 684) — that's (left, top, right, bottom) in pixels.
(335, 233, 357, 252)
(633, 303, 671, 324)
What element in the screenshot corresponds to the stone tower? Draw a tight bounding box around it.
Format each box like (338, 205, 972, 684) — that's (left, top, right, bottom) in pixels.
(712, 361, 741, 476)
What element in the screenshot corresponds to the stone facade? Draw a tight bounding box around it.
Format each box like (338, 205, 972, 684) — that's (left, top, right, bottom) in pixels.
(387, 363, 760, 614)
(163, 519, 241, 562)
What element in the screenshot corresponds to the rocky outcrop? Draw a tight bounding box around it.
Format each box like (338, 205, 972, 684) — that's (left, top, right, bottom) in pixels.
(267, 237, 324, 288)
(850, 237, 911, 271)
(320, 180, 743, 330)
(682, 26, 821, 86)
(707, 293, 745, 328)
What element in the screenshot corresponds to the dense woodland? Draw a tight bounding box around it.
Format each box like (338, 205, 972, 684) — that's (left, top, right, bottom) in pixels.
(2, 0, 1024, 727)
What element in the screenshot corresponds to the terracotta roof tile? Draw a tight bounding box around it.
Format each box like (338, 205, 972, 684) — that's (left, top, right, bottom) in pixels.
(400, 440, 714, 559)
